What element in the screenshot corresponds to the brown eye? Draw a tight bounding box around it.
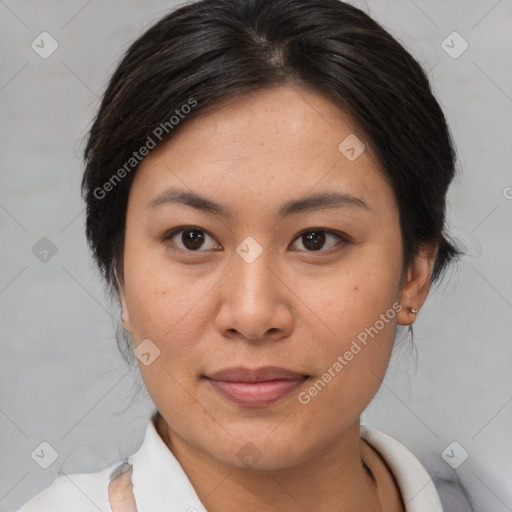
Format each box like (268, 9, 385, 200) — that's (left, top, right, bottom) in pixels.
(290, 229, 349, 252)
(163, 226, 220, 251)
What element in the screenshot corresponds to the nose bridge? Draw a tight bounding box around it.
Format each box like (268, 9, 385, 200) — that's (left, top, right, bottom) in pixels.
(231, 235, 275, 305)
(215, 234, 290, 340)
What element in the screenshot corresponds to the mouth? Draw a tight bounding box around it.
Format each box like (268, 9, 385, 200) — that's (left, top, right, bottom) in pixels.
(203, 366, 310, 407)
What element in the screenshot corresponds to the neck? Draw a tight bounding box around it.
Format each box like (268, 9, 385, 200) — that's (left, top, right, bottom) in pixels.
(154, 413, 382, 512)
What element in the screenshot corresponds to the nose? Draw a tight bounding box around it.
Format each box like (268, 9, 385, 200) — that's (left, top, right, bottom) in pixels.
(214, 246, 294, 343)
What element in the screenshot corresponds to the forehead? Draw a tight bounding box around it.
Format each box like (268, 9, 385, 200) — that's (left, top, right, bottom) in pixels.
(129, 86, 395, 216)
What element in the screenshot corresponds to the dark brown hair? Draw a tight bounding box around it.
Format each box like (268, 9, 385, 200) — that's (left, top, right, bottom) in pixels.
(82, 0, 460, 300)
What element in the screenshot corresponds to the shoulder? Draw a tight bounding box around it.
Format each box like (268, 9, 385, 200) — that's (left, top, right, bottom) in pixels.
(15, 418, 161, 512)
(15, 461, 121, 512)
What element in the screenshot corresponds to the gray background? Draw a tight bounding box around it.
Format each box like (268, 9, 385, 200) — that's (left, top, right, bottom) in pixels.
(1, 1, 511, 511)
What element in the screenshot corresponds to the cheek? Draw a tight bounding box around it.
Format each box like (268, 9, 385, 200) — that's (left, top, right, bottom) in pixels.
(123, 238, 207, 340)
(298, 244, 402, 338)
(295, 279, 399, 435)
(292, 244, 402, 394)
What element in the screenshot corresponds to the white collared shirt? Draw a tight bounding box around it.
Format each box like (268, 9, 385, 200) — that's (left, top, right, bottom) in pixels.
(17, 418, 444, 511)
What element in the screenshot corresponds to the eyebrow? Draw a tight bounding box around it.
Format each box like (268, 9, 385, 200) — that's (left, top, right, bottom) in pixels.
(146, 187, 370, 217)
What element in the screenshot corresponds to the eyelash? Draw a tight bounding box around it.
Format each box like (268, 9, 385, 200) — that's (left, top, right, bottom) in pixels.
(161, 225, 352, 254)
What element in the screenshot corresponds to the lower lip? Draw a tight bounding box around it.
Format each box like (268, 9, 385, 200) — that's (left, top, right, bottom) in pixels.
(207, 378, 307, 407)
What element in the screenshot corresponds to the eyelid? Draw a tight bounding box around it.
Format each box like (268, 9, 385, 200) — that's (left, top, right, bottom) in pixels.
(291, 227, 353, 245)
(162, 225, 212, 240)
(161, 226, 352, 252)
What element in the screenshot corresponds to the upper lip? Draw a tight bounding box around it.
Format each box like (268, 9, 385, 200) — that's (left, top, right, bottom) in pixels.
(205, 366, 309, 382)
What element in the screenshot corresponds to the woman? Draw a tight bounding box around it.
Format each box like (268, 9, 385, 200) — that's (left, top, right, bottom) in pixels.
(17, 0, 465, 510)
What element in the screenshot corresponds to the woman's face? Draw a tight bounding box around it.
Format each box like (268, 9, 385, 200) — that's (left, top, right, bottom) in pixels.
(120, 85, 427, 470)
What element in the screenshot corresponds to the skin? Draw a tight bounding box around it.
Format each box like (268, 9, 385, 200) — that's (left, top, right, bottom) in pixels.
(119, 85, 437, 512)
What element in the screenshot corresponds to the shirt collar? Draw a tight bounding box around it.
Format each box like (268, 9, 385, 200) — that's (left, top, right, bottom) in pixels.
(128, 416, 442, 511)
(360, 425, 444, 511)
(128, 414, 208, 511)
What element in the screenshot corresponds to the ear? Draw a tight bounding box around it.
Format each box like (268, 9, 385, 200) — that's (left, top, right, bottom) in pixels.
(118, 282, 132, 333)
(397, 243, 438, 326)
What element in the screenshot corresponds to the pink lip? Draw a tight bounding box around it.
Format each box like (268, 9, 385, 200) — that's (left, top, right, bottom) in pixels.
(205, 366, 309, 407)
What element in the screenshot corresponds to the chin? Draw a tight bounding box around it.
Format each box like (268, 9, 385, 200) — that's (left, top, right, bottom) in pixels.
(198, 428, 321, 472)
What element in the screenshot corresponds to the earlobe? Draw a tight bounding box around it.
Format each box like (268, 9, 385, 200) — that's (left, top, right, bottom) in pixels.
(116, 265, 132, 332)
(119, 289, 132, 332)
(397, 305, 418, 326)
(121, 307, 130, 324)
(397, 244, 438, 326)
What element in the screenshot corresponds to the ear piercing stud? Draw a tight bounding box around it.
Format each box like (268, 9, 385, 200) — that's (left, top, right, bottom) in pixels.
(408, 307, 418, 315)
